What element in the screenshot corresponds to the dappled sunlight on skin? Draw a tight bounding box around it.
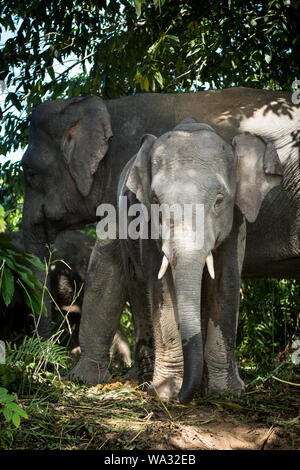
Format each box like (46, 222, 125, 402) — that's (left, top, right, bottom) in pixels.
(215, 99, 296, 128)
(212, 96, 299, 166)
(210, 91, 297, 125)
(238, 105, 298, 137)
(262, 98, 296, 119)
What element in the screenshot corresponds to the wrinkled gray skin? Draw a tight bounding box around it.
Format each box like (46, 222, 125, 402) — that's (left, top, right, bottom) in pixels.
(21, 88, 299, 392)
(71, 118, 282, 403)
(5, 231, 131, 366)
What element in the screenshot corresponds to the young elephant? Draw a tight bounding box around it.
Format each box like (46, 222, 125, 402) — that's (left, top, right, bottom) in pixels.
(71, 118, 282, 403)
(2, 230, 131, 367)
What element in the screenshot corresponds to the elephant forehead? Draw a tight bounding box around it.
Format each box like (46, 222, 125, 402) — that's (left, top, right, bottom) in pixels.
(151, 130, 232, 166)
(29, 114, 63, 145)
(152, 173, 200, 195)
(30, 97, 88, 137)
(31, 100, 66, 129)
(152, 167, 204, 185)
(151, 171, 226, 202)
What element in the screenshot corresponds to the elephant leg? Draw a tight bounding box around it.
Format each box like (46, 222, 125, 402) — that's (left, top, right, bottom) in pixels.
(109, 328, 132, 367)
(148, 272, 183, 401)
(69, 321, 131, 365)
(67, 314, 81, 360)
(22, 217, 56, 339)
(68, 238, 127, 385)
(30, 266, 53, 339)
(202, 208, 246, 396)
(126, 279, 155, 382)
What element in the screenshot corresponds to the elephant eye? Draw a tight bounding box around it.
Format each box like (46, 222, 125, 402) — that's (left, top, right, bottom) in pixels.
(214, 194, 224, 211)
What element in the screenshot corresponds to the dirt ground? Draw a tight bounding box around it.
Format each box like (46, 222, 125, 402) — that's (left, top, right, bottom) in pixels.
(138, 406, 298, 450)
(1, 373, 299, 450)
(70, 379, 300, 451)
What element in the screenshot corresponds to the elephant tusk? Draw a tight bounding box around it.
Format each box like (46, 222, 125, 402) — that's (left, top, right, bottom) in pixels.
(158, 255, 169, 279)
(206, 252, 215, 279)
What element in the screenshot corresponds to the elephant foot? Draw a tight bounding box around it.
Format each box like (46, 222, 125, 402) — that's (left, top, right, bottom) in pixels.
(66, 357, 111, 385)
(122, 341, 154, 383)
(148, 376, 182, 402)
(125, 363, 153, 384)
(125, 364, 139, 380)
(134, 339, 155, 381)
(202, 363, 245, 397)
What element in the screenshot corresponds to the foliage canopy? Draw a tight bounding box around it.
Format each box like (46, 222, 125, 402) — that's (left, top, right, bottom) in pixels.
(0, 0, 299, 155)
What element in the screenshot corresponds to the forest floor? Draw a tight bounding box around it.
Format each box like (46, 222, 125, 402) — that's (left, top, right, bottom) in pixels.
(0, 362, 299, 450)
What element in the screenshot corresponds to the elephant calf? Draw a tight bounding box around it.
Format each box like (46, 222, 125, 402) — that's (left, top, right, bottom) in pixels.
(1, 230, 132, 367)
(70, 118, 282, 403)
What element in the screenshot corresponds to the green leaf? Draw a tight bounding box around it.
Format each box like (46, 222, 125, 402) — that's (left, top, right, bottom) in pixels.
(10, 404, 28, 419)
(154, 71, 163, 88)
(0, 393, 15, 404)
(0, 217, 6, 233)
(1, 266, 15, 307)
(153, 0, 163, 10)
(12, 412, 20, 427)
(134, 0, 143, 16)
(166, 35, 179, 43)
(142, 76, 149, 91)
(3, 406, 13, 422)
(24, 254, 46, 272)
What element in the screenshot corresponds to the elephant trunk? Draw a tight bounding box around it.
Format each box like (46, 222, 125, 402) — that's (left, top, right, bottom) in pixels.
(22, 199, 53, 339)
(172, 252, 205, 404)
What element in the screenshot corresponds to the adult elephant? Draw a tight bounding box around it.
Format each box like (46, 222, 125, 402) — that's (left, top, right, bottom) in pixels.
(21, 88, 300, 339)
(70, 118, 282, 403)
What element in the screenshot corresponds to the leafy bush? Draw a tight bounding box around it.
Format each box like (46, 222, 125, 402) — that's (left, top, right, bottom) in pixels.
(0, 387, 28, 428)
(120, 302, 135, 351)
(0, 232, 46, 316)
(0, 162, 24, 232)
(237, 279, 300, 367)
(0, 336, 69, 397)
(0, 206, 6, 234)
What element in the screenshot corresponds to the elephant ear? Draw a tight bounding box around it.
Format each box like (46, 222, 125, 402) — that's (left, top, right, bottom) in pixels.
(233, 133, 283, 223)
(126, 134, 157, 208)
(61, 96, 113, 197)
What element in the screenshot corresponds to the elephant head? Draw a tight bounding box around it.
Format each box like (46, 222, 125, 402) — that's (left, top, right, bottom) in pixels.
(21, 96, 113, 253)
(20, 96, 113, 337)
(126, 117, 282, 403)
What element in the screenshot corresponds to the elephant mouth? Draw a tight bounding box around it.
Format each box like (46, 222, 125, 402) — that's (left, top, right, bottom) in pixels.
(43, 206, 93, 240)
(44, 220, 83, 243)
(157, 251, 215, 280)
